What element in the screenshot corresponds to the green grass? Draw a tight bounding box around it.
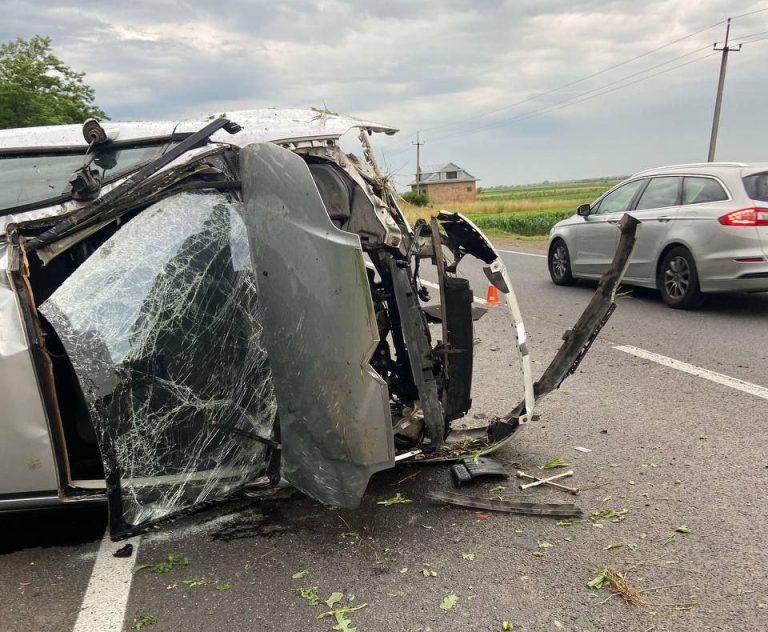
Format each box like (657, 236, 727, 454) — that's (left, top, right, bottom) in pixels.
(399, 178, 619, 237)
(467, 209, 575, 236)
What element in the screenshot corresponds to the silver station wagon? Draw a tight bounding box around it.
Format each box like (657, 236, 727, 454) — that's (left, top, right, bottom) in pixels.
(548, 163, 768, 308)
(0, 110, 637, 538)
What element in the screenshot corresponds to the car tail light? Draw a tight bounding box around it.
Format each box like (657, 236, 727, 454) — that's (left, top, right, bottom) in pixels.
(718, 207, 768, 226)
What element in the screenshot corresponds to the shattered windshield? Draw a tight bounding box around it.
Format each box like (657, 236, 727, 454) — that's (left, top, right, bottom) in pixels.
(0, 144, 171, 212)
(39, 190, 278, 532)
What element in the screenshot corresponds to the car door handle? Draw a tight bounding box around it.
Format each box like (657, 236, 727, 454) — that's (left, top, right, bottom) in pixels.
(657, 216, 672, 223)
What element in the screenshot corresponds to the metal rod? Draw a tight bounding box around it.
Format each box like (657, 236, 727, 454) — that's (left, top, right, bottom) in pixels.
(519, 469, 574, 490)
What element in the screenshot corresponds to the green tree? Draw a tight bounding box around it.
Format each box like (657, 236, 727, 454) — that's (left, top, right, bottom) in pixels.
(0, 35, 107, 129)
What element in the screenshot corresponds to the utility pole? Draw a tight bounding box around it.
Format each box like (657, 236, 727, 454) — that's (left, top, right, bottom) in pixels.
(707, 18, 741, 162)
(413, 131, 425, 192)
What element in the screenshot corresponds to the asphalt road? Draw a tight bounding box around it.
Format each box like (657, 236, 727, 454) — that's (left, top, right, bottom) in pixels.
(2, 241, 767, 632)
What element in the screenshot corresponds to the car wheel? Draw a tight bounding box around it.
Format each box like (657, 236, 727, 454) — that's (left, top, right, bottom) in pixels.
(548, 239, 574, 286)
(658, 246, 704, 309)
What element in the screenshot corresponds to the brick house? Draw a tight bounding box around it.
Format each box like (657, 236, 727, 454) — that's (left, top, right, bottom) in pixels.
(408, 162, 478, 203)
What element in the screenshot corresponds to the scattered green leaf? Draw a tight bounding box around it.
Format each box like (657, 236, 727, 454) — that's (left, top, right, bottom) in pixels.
(530, 551, 545, 558)
(399, 567, 408, 574)
(462, 553, 475, 560)
(376, 493, 413, 506)
(537, 541, 552, 549)
(556, 518, 586, 527)
(604, 542, 624, 550)
(318, 604, 368, 632)
(641, 461, 657, 468)
(440, 593, 458, 611)
(182, 577, 209, 587)
(216, 583, 231, 591)
(325, 592, 344, 608)
(297, 586, 321, 605)
(340, 531, 360, 540)
(675, 525, 690, 534)
(539, 456, 569, 470)
(590, 508, 628, 522)
(292, 570, 309, 580)
(421, 525, 433, 530)
(421, 567, 437, 577)
(134, 615, 157, 630)
(587, 570, 609, 590)
(133, 555, 189, 574)
(502, 621, 513, 631)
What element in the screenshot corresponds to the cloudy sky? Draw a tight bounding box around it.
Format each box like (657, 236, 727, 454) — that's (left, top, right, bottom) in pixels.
(3, 1, 767, 187)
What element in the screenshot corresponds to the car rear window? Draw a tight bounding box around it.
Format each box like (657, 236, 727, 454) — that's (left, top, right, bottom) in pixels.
(0, 144, 169, 213)
(743, 172, 768, 202)
(683, 177, 728, 204)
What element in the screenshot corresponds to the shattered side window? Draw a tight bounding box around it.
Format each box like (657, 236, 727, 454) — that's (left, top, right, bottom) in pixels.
(40, 191, 277, 532)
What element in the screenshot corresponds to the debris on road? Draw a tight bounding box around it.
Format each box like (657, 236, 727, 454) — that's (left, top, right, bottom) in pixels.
(450, 456, 509, 487)
(428, 491, 583, 518)
(376, 493, 413, 506)
(587, 568, 645, 605)
(574, 446, 592, 453)
(539, 457, 569, 470)
(590, 508, 628, 523)
(133, 614, 158, 630)
(113, 543, 134, 558)
(516, 470, 579, 495)
(133, 554, 189, 575)
(439, 593, 459, 611)
(519, 469, 575, 491)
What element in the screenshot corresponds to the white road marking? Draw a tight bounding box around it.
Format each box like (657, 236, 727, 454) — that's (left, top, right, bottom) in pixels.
(496, 248, 547, 258)
(420, 279, 489, 305)
(73, 529, 142, 632)
(614, 345, 768, 401)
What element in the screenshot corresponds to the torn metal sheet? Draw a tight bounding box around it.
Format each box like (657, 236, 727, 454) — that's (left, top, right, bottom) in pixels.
(239, 142, 394, 509)
(39, 191, 277, 535)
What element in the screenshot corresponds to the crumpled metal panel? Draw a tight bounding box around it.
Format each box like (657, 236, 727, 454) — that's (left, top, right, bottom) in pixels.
(239, 142, 394, 508)
(39, 191, 277, 534)
(0, 267, 59, 495)
(0, 109, 397, 152)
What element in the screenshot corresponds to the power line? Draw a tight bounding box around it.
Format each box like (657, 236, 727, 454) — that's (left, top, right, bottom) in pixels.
(381, 11, 768, 159)
(731, 6, 768, 20)
(383, 47, 717, 157)
(735, 28, 768, 40)
(425, 51, 718, 145)
(408, 19, 727, 138)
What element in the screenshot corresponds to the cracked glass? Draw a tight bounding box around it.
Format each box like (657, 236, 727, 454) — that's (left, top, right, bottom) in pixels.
(40, 190, 277, 532)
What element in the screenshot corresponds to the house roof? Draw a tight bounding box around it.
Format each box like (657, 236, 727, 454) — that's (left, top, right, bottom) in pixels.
(408, 162, 477, 186)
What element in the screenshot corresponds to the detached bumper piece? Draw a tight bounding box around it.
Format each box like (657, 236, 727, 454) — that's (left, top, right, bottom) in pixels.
(428, 491, 583, 518)
(450, 457, 508, 487)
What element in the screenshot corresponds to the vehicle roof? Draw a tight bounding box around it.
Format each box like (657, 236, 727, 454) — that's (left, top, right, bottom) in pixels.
(0, 108, 398, 151)
(631, 162, 768, 178)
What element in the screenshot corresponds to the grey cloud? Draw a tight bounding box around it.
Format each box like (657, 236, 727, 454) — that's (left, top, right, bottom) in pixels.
(2, 0, 766, 184)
